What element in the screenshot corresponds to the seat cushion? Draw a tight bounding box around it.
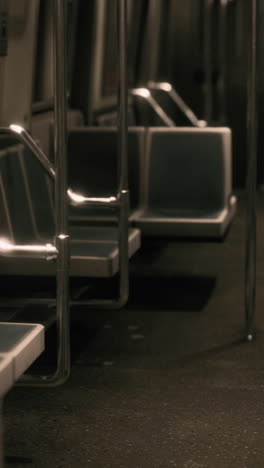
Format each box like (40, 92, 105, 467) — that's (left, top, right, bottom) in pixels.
(0, 322, 44, 381)
(133, 197, 237, 238)
(0, 228, 141, 277)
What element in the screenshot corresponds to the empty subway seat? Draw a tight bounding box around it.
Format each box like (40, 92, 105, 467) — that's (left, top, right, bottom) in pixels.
(0, 321, 44, 466)
(0, 141, 140, 278)
(0, 322, 44, 382)
(67, 127, 145, 223)
(131, 127, 236, 238)
(0, 226, 140, 277)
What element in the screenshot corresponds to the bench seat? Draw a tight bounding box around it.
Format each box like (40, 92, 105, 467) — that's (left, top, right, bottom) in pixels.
(0, 323, 44, 382)
(0, 228, 141, 277)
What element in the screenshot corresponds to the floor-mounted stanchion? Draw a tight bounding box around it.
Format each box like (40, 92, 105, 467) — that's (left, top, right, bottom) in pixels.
(17, 0, 70, 386)
(245, 0, 258, 341)
(53, 0, 70, 382)
(116, 0, 129, 306)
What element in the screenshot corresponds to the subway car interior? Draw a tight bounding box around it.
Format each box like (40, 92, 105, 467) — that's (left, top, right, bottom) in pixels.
(0, 0, 262, 466)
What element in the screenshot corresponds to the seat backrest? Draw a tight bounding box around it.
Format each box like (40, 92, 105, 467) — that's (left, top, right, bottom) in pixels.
(68, 126, 146, 212)
(31, 109, 84, 162)
(20, 126, 145, 237)
(29, 110, 85, 234)
(144, 127, 232, 214)
(22, 146, 54, 240)
(0, 139, 38, 243)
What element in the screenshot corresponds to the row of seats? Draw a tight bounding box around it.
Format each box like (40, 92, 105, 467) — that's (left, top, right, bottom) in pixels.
(0, 120, 236, 281)
(67, 126, 236, 238)
(0, 135, 140, 278)
(0, 3, 237, 407)
(31, 111, 236, 239)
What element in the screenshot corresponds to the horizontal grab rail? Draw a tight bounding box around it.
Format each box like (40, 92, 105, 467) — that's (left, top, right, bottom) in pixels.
(67, 189, 118, 207)
(0, 239, 57, 260)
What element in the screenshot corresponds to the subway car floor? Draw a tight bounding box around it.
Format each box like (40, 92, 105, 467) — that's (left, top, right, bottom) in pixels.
(3, 190, 264, 468)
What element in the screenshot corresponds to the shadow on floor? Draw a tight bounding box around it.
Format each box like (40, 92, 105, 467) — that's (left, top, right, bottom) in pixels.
(128, 274, 216, 311)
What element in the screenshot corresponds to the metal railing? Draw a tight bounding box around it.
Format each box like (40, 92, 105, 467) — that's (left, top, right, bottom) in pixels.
(130, 87, 175, 127)
(217, 0, 228, 124)
(245, 0, 258, 341)
(147, 81, 207, 128)
(0, 0, 129, 385)
(1, 124, 119, 208)
(203, 0, 213, 124)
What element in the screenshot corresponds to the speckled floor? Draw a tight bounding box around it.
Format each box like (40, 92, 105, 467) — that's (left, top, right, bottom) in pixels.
(3, 191, 264, 468)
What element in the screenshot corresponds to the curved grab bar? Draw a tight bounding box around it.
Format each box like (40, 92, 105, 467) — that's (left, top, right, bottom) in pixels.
(2, 0, 130, 387)
(130, 87, 175, 127)
(147, 81, 207, 128)
(0, 125, 119, 207)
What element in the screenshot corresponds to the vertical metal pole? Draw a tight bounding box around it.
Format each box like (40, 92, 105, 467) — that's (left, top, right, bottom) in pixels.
(203, 0, 213, 123)
(53, 0, 70, 379)
(0, 400, 3, 468)
(245, 0, 257, 341)
(117, 0, 128, 192)
(217, 0, 228, 123)
(117, 0, 129, 305)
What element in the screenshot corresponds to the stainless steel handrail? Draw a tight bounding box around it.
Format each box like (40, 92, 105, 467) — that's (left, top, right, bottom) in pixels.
(217, 0, 228, 124)
(5, 124, 55, 178)
(2, 0, 130, 317)
(67, 189, 118, 207)
(70, 0, 130, 308)
(52, 0, 71, 386)
(0, 240, 57, 260)
(19, 0, 70, 387)
(245, 0, 258, 342)
(130, 87, 175, 127)
(203, 0, 213, 124)
(0, 125, 118, 208)
(147, 81, 207, 128)
(116, 0, 129, 306)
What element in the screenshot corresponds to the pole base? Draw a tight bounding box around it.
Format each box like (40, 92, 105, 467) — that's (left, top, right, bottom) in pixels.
(245, 333, 255, 342)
